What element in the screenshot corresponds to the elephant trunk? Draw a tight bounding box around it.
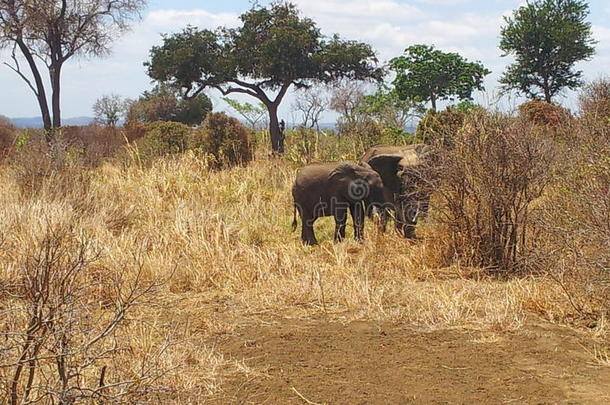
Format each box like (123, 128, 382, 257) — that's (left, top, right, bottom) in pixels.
(291, 204, 298, 232)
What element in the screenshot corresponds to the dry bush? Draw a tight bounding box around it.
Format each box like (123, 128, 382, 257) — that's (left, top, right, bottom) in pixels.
(123, 121, 149, 142)
(431, 111, 559, 272)
(579, 78, 610, 138)
(61, 124, 126, 166)
(0, 220, 171, 404)
(191, 112, 253, 169)
(535, 106, 610, 319)
(0, 115, 16, 157)
(6, 132, 93, 199)
(518, 99, 571, 134)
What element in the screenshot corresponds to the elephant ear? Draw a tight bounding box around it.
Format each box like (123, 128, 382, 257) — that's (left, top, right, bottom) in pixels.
(366, 154, 403, 193)
(358, 161, 373, 170)
(328, 163, 358, 182)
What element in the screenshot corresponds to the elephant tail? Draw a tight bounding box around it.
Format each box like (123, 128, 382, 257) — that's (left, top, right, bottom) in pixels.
(291, 204, 298, 232)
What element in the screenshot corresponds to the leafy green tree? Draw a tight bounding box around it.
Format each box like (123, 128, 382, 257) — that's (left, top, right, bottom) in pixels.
(360, 87, 424, 131)
(146, 2, 381, 153)
(127, 85, 212, 126)
(222, 98, 267, 130)
(499, 0, 596, 103)
(390, 44, 490, 111)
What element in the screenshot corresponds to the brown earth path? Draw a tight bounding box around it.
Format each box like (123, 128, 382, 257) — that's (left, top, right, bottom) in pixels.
(206, 319, 610, 404)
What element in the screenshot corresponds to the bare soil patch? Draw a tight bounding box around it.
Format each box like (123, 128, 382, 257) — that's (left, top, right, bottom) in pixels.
(207, 318, 610, 404)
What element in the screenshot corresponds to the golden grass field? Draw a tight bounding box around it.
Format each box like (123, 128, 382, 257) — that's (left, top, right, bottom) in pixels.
(3, 145, 608, 403)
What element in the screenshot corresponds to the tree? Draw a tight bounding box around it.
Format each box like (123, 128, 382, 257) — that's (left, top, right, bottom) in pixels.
(499, 0, 596, 103)
(360, 87, 424, 131)
(146, 2, 381, 153)
(292, 88, 328, 131)
(0, 0, 146, 141)
(127, 85, 213, 126)
(223, 98, 267, 130)
(390, 44, 490, 111)
(93, 94, 128, 127)
(329, 80, 366, 127)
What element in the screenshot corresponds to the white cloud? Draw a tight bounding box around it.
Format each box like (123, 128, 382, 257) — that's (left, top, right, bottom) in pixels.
(295, 0, 426, 23)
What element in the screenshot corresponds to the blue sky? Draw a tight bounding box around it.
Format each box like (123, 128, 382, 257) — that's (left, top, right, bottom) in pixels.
(2, 0, 610, 121)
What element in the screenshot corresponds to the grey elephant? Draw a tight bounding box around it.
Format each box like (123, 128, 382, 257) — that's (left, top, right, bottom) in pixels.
(292, 162, 385, 245)
(360, 144, 434, 238)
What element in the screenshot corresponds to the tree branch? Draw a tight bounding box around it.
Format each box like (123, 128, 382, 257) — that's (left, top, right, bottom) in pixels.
(4, 43, 39, 96)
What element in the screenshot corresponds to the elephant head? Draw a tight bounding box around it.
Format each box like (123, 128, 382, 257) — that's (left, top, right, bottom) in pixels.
(362, 144, 434, 237)
(328, 163, 385, 218)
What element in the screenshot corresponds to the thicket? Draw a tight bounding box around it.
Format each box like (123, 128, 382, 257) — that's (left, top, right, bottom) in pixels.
(190, 112, 253, 169)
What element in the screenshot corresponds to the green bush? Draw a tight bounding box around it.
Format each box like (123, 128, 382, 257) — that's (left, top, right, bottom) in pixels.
(191, 112, 253, 169)
(136, 121, 191, 160)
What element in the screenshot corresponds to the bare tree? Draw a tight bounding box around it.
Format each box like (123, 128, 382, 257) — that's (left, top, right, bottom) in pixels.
(329, 80, 366, 127)
(93, 94, 128, 127)
(0, 0, 147, 140)
(293, 89, 328, 131)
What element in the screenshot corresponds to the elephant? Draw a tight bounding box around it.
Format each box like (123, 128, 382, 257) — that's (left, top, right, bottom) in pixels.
(292, 162, 385, 245)
(359, 144, 434, 238)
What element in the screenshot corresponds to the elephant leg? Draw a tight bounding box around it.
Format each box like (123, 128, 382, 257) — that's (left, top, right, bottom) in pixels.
(397, 221, 416, 239)
(301, 211, 318, 245)
(394, 203, 416, 239)
(333, 206, 348, 243)
(378, 207, 389, 233)
(350, 203, 365, 241)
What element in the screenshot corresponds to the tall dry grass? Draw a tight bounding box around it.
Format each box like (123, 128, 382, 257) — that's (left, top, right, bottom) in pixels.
(1, 104, 606, 401)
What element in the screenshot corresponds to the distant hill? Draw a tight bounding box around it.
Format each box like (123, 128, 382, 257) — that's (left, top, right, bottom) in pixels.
(10, 116, 94, 128)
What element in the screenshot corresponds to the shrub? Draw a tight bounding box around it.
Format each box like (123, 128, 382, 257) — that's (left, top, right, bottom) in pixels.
(136, 121, 191, 161)
(191, 112, 252, 169)
(337, 118, 385, 150)
(123, 121, 149, 142)
(431, 111, 558, 272)
(127, 85, 213, 126)
(7, 131, 92, 198)
(536, 121, 610, 317)
(518, 99, 569, 131)
(0, 115, 16, 157)
(414, 107, 467, 146)
(578, 78, 610, 138)
(60, 124, 125, 166)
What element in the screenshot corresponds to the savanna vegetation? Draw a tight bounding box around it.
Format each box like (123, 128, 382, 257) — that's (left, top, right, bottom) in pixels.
(1, 0, 609, 403)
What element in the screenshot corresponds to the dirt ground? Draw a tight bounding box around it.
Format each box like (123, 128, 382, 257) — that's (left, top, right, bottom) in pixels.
(206, 318, 610, 404)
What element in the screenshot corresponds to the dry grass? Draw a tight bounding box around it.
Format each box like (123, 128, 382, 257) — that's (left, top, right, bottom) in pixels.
(0, 145, 596, 401)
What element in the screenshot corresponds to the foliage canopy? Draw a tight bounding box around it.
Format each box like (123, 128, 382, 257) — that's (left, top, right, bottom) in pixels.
(499, 0, 596, 102)
(390, 44, 490, 110)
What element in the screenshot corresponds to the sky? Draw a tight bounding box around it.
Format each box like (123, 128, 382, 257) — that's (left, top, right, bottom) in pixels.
(1, 0, 610, 121)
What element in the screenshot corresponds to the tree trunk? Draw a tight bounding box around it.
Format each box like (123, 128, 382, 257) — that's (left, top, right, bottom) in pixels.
(267, 103, 284, 154)
(50, 63, 62, 129)
(430, 93, 437, 111)
(543, 76, 552, 103)
(16, 41, 52, 136)
(543, 88, 552, 103)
